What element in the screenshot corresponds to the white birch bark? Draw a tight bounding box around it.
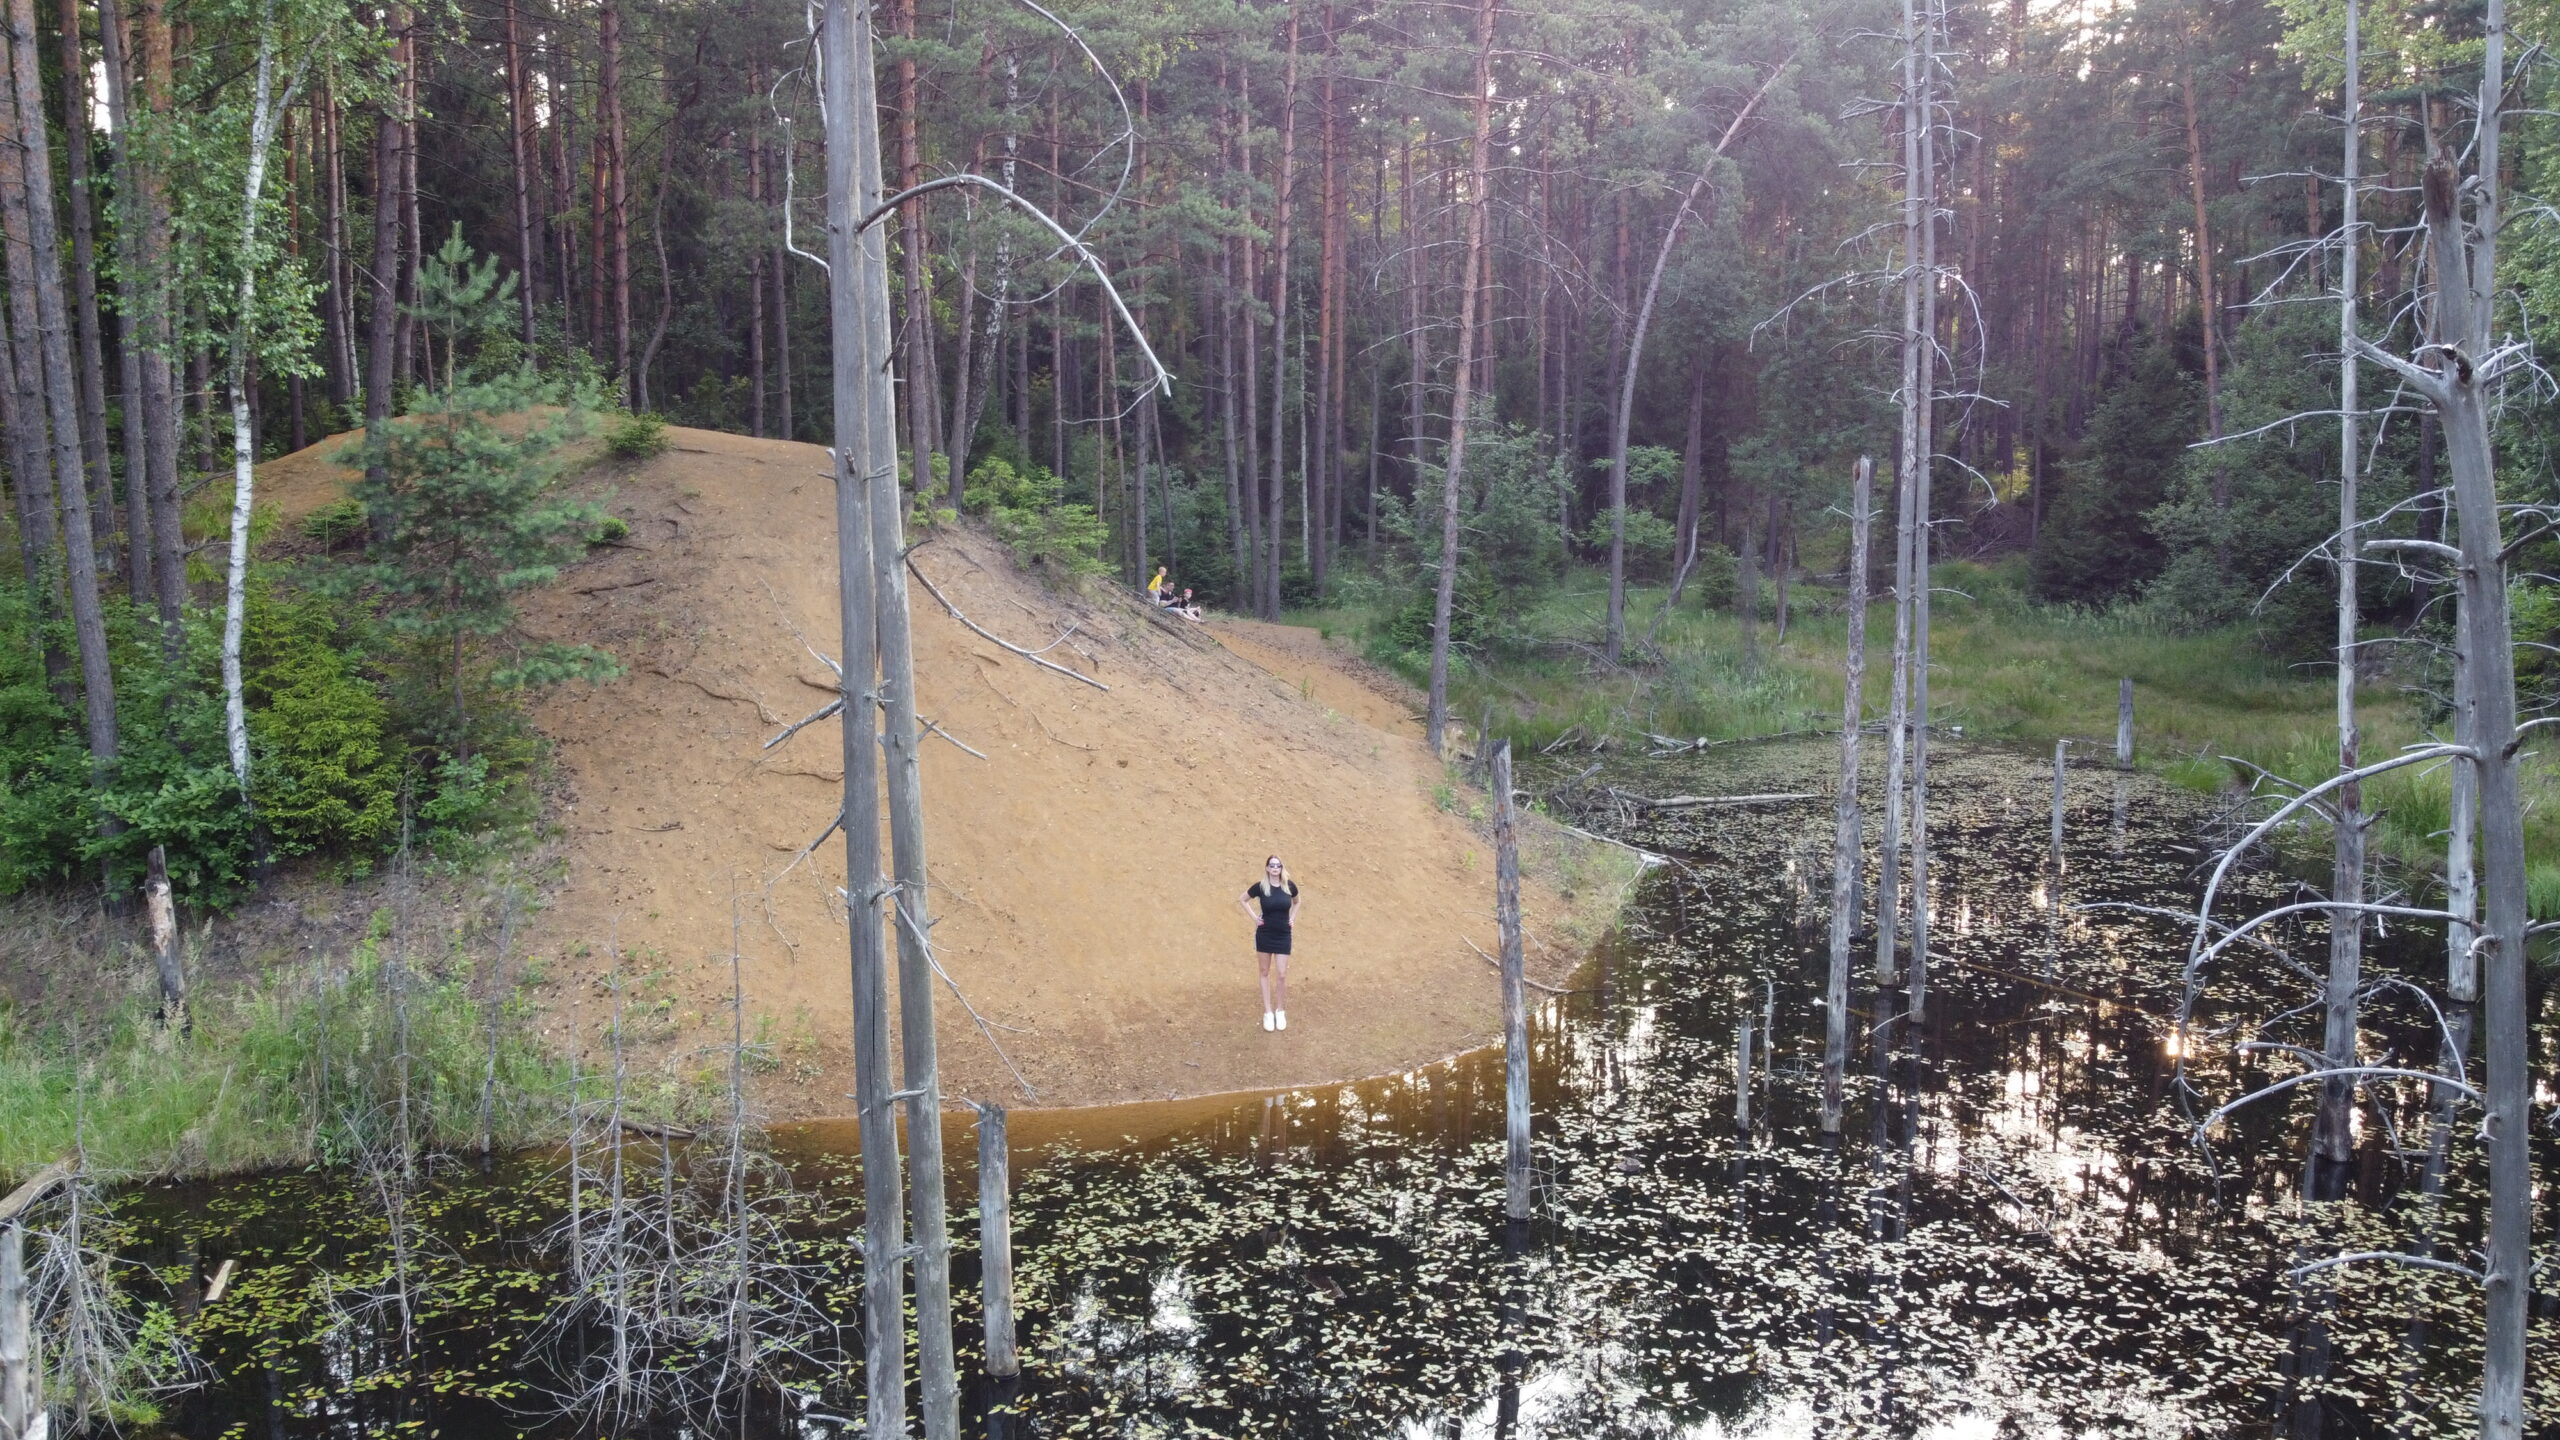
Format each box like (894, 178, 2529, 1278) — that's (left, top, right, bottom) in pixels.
(220, 1, 303, 802)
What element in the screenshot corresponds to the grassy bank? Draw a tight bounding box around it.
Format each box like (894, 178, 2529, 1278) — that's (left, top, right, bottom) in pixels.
(1294, 558, 2558, 916)
(0, 914, 577, 1181)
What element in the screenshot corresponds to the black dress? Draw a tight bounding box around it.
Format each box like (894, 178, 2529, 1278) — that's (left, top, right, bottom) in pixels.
(1247, 879, 1300, 955)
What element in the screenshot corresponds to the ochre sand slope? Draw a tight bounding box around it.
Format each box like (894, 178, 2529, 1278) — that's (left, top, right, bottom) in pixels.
(258, 424, 1584, 1114)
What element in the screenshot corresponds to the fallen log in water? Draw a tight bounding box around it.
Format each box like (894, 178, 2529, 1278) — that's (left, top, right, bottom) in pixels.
(1609, 789, 1821, 810)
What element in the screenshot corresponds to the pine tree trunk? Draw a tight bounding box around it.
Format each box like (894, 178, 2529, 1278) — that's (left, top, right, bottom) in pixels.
(319, 85, 355, 404)
(548, 26, 577, 342)
(952, 56, 1016, 493)
(503, 0, 541, 354)
(749, 126, 767, 436)
(3, 0, 116, 777)
(603, 0, 630, 399)
(1312, 21, 1338, 588)
(393, 19, 419, 391)
(1217, 99, 1247, 589)
(0, 232, 62, 692)
(1237, 69, 1263, 605)
(895, 0, 934, 497)
(96, 0, 166, 623)
(2178, 45, 2229, 566)
(55, 0, 114, 580)
(1401, 135, 1426, 513)
(137, 0, 182, 635)
(1671, 368, 1705, 599)
(1263, 3, 1299, 620)
(1424, 0, 1497, 757)
(774, 202, 794, 439)
(364, 57, 404, 539)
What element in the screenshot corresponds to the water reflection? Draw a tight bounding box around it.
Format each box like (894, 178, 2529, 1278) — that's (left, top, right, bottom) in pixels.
(111, 744, 2555, 1438)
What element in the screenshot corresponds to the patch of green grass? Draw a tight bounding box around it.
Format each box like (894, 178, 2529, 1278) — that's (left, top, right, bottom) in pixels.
(0, 926, 577, 1181)
(1289, 559, 2557, 915)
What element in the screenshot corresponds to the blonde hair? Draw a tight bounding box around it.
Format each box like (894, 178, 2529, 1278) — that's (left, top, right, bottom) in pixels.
(1261, 855, 1293, 894)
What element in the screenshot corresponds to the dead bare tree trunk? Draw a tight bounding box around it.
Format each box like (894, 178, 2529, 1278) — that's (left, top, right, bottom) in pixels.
(1874, 452, 1914, 988)
(0, 1222, 27, 1437)
(976, 1105, 1016, 1379)
(1821, 457, 1872, 1137)
(1904, 0, 1939, 1026)
(818, 3, 907, 1434)
(1423, 0, 1497, 758)
(867, 172, 961, 1440)
(1492, 741, 1529, 1220)
(2348, 5, 2527, 1425)
(145, 845, 181, 1025)
(2308, 8, 2364, 1205)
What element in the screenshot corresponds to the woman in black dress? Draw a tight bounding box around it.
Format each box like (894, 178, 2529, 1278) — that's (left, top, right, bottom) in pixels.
(1237, 856, 1301, 1031)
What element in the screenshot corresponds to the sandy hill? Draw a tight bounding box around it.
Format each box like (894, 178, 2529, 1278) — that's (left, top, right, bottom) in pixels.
(254, 422, 1590, 1114)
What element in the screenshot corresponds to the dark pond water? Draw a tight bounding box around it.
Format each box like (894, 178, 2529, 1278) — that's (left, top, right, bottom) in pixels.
(94, 743, 2560, 1437)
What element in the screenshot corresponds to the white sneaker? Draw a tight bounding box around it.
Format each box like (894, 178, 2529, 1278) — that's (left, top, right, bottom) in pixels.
(1276, 1010, 1287, 1031)
(1262, 1011, 1275, 1032)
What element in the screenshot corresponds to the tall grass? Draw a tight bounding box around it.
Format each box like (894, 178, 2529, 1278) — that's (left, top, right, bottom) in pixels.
(1293, 557, 2557, 915)
(0, 915, 574, 1181)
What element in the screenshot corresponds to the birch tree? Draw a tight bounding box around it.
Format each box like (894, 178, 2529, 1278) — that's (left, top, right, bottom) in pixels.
(219, 0, 327, 804)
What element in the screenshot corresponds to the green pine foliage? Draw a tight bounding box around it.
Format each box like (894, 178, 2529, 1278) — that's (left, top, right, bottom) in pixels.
(604, 409, 671, 460)
(0, 584, 398, 903)
(338, 236, 620, 751)
(2030, 333, 2199, 607)
(965, 454, 1112, 574)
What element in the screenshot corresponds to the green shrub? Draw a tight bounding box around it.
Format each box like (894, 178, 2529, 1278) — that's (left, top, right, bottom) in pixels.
(1383, 566, 1499, 658)
(300, 496, 368, 549)
(242, 586, 399, 858)
(965, 456, 1108, 574)
(604, 409, 670, 460)
(1577, 509, 1681, 580)
(416, 751, 536, 865)
(586, 513, 631, 546)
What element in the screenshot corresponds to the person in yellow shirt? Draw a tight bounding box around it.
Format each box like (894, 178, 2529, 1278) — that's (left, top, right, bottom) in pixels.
(1147, 565, 1168, 601)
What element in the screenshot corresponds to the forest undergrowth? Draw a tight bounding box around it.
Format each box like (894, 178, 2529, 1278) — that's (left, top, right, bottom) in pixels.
(1297, 554, 2560, 919)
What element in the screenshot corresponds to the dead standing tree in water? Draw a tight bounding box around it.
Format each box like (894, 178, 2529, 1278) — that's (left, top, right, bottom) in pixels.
(2348, 10, 2536, 1426)
(533, 911, 837, 1428)
(1491, 742, 1530, 1220)
(2176, 3, 2538, 1431)
(807, 1, 1169, 1430)
(1821, 458, 1873, 1138)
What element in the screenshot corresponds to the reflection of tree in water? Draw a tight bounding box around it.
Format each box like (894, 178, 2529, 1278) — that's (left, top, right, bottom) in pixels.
(1003, 746, 2549, 1438)
(99, 745, 2558, 1437)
